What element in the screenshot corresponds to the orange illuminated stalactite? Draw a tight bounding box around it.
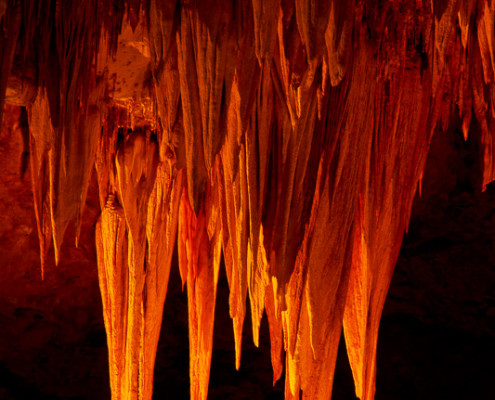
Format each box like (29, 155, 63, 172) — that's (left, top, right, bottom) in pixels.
(176, 0, 236, 214)
(149, 0, 180, 141)
(294, 0, 331, 62)
(219, 149, 249, 370)
(343, 201, 371, 400)
(325, 0, 353, 87)
(8, 0, 109, 274)
(141, 162, 183, 398)
(96, 197, 128, 400)
(178, 175, 222, 400)
(342, 15, 443, 398)
(114, 133, 158, 398)
(27, 93, 53, 277)
(218, 55, 259, 368)
(264, 279, 284, 385)
(95, 128, 182, 400)
(279, 138, 355, 400)
(243, 63, 276, 350)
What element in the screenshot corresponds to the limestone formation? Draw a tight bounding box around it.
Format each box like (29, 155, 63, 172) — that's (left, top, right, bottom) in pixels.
(2, 1, 495, 399)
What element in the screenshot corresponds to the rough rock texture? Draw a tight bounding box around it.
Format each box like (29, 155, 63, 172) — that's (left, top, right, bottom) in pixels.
(1, 104, 495, 398)
(1, 1, 495, 400)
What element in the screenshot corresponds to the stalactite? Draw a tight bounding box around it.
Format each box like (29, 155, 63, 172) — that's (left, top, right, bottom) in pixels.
(219, 144, 249, 369)
(251, 0, 279, 65)
(178, 175, 222, 400)
(264, 278, 284, 385)
(342, 5, 447, 398)
(294, 0, 331, 62)
(6, 1, 495, 399)
(96, 195, 129, 400)
(325, 0, 353, 87)
(21, 0, 107, 268)
(114, 132, 158, 398)
(176, 0, 236, 213)
(27, 92, 54, 277)
(47, 1, 104, 262)
(245, 71, 271, 347)
(142, 158, 183, 398)
(148, 0, 181, 152)
(96, 127, 182, 400)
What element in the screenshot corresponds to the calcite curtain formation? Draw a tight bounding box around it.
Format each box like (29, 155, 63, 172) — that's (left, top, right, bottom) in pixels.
(1, 0, 494, 399)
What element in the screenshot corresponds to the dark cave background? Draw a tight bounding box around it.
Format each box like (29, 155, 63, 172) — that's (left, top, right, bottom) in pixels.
(0, 106, 494, 399)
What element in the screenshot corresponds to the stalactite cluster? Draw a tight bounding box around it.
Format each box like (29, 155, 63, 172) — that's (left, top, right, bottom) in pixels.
(2, 1, 495, 399)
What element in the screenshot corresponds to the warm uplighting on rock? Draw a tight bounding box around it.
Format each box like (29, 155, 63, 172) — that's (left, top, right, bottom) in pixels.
(1, 1, 495, 399)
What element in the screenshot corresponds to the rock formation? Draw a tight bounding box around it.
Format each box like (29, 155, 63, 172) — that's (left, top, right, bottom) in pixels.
(1, 1, 495, 399)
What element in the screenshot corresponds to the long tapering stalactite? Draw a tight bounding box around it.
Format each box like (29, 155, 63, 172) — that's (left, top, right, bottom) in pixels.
(3, 0, 495, 399)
